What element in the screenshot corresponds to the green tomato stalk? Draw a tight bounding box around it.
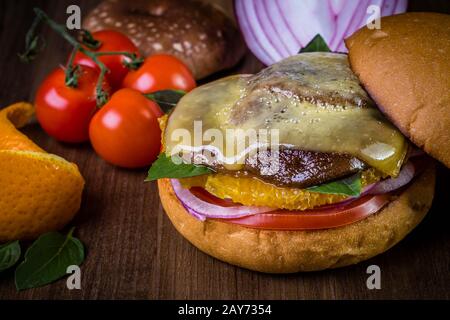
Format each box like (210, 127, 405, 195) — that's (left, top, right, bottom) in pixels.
(20, 8, 143, 107)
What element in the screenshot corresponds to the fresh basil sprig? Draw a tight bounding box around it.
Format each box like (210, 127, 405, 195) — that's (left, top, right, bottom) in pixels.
(145, 89, 186, 113)
(307, 173, 362, 196)
(299, 34, 331, 53)
(146, 153, 213, 181)
(0, 241, 21, 272)
(15, 228, 84, 291)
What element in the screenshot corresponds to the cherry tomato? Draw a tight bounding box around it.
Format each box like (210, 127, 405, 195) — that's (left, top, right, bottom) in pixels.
(190, 187, 391, 230)
(72, 30, 140, 90)
(89, 88, 163, 168)
(35, 65, 110, 143)
(122, 54, 196, 93)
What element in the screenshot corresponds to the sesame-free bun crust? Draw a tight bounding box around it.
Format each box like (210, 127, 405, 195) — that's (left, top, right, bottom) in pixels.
(83, 0, 245, 79)
(346, 13, 450, 168)
(158, 164, 435, 273)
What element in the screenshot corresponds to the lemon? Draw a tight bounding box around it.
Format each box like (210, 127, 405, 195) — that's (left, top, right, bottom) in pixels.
(0, 103, 85, 241)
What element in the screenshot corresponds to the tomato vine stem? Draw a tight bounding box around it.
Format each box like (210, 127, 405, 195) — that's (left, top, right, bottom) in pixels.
(79, 29, 102, 50)
(21, 8, 143, 107)
(32, 8, 110, 106)
(65, 47, 80, 88)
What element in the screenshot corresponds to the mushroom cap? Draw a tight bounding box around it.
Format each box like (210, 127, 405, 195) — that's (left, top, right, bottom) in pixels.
(83, 0, 246, 79)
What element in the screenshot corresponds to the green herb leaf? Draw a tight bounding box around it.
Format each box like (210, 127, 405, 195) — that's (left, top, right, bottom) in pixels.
(146, 153, 213, 181)
(145, 90, 186, 113)
(299, 34, 331, 53)
(15, 228, 84, 291)
(307, 173, 361, 196)
(0, 241, 21, 272)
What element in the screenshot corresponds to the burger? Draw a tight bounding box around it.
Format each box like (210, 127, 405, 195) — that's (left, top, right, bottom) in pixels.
(148, 13, 450, 273)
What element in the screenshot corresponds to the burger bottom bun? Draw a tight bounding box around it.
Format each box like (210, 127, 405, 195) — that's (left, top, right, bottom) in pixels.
(158, 164, 435, 273)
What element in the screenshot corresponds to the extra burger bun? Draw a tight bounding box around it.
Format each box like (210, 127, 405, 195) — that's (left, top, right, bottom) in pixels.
(158, 164, 435, 273)
(346, 13, 450, 168)
(83, 0, 246, 79)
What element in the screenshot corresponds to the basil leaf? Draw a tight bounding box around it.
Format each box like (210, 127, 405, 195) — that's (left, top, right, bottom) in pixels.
(307, 173, 361, 196)
(145, 90, 186, 113)
(299, 34, 331, 53)
(146, 153, 213, 181)
(0, 241, 21, 272)
(15, 228, 84, 291)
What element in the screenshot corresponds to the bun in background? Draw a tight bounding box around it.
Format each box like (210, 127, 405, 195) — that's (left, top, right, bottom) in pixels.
(83, 0, 246, 79)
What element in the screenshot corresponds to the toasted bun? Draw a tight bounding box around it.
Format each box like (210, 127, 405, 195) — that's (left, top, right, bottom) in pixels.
(158, 164, 435, 273)
(83, 0, 245, 79)
(345, 13, 450, 168)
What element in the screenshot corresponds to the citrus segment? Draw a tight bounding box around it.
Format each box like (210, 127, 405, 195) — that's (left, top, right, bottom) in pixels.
(180, 169, 382, 210)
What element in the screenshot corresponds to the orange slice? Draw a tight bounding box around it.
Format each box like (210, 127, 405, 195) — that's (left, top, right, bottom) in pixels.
(180, 169, 382, 210)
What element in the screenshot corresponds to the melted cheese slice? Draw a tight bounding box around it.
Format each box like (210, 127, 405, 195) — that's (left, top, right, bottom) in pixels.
(165, 53, 407, 177)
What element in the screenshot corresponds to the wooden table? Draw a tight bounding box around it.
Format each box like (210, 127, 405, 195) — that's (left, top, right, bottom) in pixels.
(0, 0, 449, 300)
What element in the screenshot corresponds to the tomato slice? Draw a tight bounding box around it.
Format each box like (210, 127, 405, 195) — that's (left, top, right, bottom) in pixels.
(218, 194, 391, 230)
(189, 186, 392, 230)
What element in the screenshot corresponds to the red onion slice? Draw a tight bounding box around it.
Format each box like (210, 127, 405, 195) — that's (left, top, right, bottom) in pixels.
(409, 148, 425, 158)
(235, 0, 408, 65)
(171, 179, 275, 220)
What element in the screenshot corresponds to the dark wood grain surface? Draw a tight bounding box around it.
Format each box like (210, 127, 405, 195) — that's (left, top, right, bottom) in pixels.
(0, 0, 449, 300)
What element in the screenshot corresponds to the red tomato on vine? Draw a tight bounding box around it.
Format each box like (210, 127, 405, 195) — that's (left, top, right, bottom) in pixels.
(89, 88, 163, 168)
(72, 30, 140, 90)
(35, 65, 111, 143)
(122, 54, 196, 94)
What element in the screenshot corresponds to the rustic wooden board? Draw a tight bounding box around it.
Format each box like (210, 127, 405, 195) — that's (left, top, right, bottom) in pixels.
(0, 0, 449, 299)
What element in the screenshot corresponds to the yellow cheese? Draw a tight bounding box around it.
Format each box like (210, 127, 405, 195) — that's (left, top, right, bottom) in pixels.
(165, 53, 408, 177)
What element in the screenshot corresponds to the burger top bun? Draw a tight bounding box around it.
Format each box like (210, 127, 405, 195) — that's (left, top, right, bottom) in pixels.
(83, 0, 246, 79)
(345, 13, 450, 168)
